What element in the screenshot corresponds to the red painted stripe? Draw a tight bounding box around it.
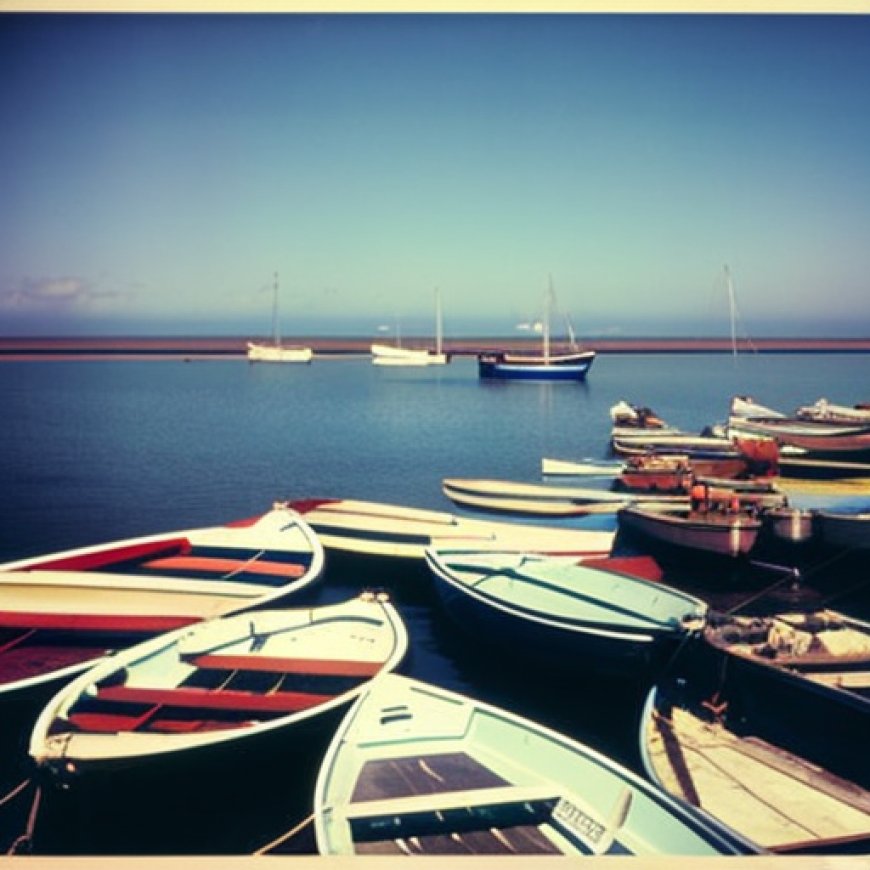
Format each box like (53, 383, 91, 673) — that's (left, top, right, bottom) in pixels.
(19, 537, 190, 571)
(141, 555, 305, 578)
(97, 684, 334, 713)
(287, 498, 341, 515)
(0, 612, 198, 632)
(581, 555, 664, 582)
(187, 653, 383, 677)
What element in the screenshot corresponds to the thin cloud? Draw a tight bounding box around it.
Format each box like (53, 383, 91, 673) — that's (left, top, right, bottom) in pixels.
(0, 277, 131, 311)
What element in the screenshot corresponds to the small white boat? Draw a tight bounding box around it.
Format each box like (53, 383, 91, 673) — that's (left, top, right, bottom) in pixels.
(0, 504, 324, 697)
(288, 497, 615, 562)
(541, 457, 623, 477)
(29, 594, 407, 774)
(246, 273, 312, 363)
(371, 288, 448, 366)
(426, 549, 707, 674)
(314, 674, 757, 855)
(441, 477, 679, 518)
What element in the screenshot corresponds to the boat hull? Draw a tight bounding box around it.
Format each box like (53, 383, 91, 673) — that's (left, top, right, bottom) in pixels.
(246, 342, 313, 363)
(314, 675, 756, 856)
(618, 505, 761, 558)
(478, 350, 595, 381)
(427, 551, 706, 677)
(815, 510, 870, 550)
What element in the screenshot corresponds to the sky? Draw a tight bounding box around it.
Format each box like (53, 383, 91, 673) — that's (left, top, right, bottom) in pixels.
(1, 12, 869, 338)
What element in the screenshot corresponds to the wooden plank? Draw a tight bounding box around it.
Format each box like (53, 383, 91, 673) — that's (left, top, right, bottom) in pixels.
(96, 683, 333, 714)
(142, 555, 305, 578)
(186, 653, 383, 677)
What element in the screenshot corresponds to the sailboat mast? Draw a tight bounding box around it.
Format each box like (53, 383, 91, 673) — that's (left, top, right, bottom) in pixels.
(272, 271, 281, 348)
(543, 279, 553, 363)
(725, 264, 737, 359)
(435, 287, 443, 355)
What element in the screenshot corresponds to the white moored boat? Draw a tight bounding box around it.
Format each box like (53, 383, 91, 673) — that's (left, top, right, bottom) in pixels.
(29, 594, 407, 773)
(314, 674, 757, 856)
(246, 272, 312, 363)
(371, 288, 448, 366)
(0, 503, 324, 697)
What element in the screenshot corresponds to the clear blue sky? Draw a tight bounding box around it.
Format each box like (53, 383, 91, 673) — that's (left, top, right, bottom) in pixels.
(2, 13, 869, 337)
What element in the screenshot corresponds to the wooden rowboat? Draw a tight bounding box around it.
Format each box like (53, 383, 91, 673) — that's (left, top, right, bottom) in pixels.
(288, 497, 615, 562)
(29, 593, 407, 775)
(0, 503, 324, 698)
(640, 675, 870, 853)
(425, 549, 707, 675)
(618, 504, 762, 559)
(314, 674, 757, 856)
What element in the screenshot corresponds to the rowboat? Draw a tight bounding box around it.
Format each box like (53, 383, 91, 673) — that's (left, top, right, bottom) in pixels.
(541, 457, 623, 477)
(314, 674, 757, 856)
(29, 594, 407, 775)
(440, 477, 680, 518)
(0, 503, 324, 697)
(728, 395, 870, 454)
(287, 497, 615, 562)
(618, 503, 762, 559)
(425, 549, 707, 675)
(640, 675, 870, 853)
(815, 507, 870, 550)
(761, 505, 815, 545)
(703, 609, 870, 712)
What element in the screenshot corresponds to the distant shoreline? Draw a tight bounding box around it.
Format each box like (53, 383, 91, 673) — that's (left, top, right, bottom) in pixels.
(1, 335, 870, 361)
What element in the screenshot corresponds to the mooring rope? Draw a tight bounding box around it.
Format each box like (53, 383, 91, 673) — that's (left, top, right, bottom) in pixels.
(0, 778, 31, 811)
(6, 784, 41, 855)
(252, 811, 315, 856)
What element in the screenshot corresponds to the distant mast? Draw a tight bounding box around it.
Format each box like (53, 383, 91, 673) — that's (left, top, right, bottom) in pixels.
(543, 277, 554, 364)
(272, 271, 280, 348)
(725, 264, 737, 360)
(435, 287, 443, 356)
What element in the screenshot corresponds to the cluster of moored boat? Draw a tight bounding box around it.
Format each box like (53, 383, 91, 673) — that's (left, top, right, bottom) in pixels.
(1, 394, 868, 856)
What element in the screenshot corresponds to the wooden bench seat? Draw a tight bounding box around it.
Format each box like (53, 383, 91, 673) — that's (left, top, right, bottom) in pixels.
(96, 683, 334, 714)
(141, 555, 305, 579)
(183, 652, 385, 677)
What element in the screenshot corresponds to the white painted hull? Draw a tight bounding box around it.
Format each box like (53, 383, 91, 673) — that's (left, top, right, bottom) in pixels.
(30, 596, 407, 770)
(289, 497, 615, 561)
(370, 343, 447, 366)
(246, 342, 313, 363)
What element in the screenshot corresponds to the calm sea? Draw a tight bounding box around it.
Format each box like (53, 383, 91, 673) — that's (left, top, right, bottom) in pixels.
(1, 351, 869, 854)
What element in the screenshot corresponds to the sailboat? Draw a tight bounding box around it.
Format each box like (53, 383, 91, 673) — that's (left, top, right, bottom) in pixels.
(246, 273, 313, 363)
(371, 288, 449, 366)
(478, 281, 595, 381)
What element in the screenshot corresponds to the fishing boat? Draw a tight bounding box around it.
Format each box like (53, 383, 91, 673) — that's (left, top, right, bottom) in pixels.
(371, 289, 448, 366)
(29, 593, 407, 775)
(478, 283, 595, 381)
(287, 497, 615, 563)
(426, 549, 706, 675)
(246, 272, 313, 363)
(440, 477, 679, 518)
(703, 609, 870, 712)
(314, 674, 757, 856)
(796, 398, 870, 424)
(640, 673, 870, 853)
(0, 503, 324, 698)
(618, 503, 762, 559)
(815, 506, 870, 550)
(727, 395, 870, 454)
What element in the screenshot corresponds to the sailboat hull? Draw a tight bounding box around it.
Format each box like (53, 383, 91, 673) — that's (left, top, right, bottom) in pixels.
(478, 350, 595, 381)
(246, 342, 313, 363)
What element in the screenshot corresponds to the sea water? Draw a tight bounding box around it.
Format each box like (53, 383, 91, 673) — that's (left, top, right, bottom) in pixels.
(1, 352, 868, 853)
